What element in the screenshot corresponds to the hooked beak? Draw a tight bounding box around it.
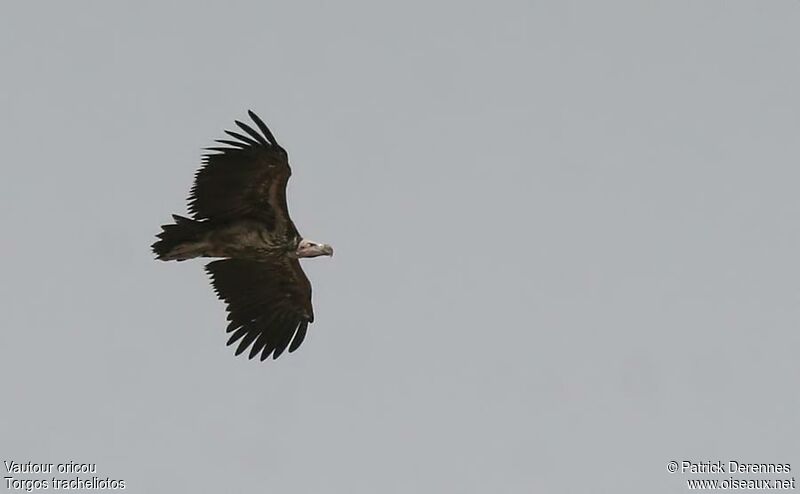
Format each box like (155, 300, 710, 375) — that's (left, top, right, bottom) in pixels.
(297, 240, 334, 258)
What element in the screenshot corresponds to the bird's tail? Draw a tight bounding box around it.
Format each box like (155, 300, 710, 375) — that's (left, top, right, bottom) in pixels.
(152, 215, 208, 261)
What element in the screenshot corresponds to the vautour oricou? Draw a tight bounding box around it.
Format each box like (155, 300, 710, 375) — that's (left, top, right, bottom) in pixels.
(3, 460, 97, 474)
(152, 111, 334, 362)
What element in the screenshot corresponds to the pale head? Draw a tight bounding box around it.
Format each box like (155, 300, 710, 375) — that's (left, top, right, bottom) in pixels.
(296, 238, 334, 258)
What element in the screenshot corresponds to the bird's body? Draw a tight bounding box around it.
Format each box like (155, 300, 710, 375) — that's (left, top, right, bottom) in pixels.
(152, 111, 333, 361)
(157, 217, 294, 261)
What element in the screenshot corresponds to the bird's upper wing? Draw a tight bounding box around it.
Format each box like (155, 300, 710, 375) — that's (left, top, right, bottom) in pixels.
(205, 258, 314, 360)
(188, 111, 297, 236)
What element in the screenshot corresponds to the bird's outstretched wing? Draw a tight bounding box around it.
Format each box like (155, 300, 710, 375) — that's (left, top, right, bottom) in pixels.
(189, 111, 297, 236)
(205, 258, 314, 360)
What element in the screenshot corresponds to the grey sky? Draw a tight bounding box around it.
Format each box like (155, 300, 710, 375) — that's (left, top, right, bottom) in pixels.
(1, 1, 798, 492)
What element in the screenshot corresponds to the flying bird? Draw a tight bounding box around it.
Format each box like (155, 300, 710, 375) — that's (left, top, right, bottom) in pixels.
(152, 111, 333, 361)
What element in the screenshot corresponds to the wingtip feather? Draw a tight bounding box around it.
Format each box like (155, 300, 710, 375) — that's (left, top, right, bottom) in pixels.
(247, 110, 279, 147)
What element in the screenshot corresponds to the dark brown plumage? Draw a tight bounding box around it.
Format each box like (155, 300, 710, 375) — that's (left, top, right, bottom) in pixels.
(152, 111, 333, 361)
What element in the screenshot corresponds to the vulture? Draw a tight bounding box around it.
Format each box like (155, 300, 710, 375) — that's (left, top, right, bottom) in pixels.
(152, 111, 333, 361)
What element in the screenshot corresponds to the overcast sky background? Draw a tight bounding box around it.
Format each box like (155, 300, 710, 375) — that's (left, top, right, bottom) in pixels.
(1, 1, 798, 492)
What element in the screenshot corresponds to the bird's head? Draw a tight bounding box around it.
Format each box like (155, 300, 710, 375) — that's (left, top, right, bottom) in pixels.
(296, 238, 334, 258)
